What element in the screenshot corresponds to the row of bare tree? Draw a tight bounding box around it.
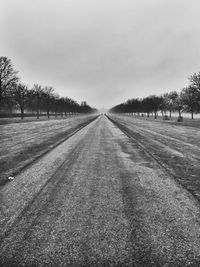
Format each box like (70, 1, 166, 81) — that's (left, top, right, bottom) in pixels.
(0, 57, 97, 119)
(109, 73, 200, 120)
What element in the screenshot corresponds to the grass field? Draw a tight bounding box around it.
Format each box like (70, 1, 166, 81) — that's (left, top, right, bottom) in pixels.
(0, 114, 79, 125)
(0, 114, 97, 185)
(109, 114, 200, 200)
(117, 113, 200, 128)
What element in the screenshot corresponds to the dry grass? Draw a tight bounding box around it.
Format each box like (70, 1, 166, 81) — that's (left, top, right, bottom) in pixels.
(0, 114, 77, 125)
(118, 113, 200, 128)
(0, 115, 97, 185)
(109, 114, 200, 200)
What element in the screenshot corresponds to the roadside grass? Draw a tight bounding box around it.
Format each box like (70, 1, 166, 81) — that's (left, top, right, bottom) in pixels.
(109, 114, 200, 201)
(110, 114, 200, 146)
(117, 113, 200, 128)
(0, 115, 97, 185)
(0, 114, 79, 125)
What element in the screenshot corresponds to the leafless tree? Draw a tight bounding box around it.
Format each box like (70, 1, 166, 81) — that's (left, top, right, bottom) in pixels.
(170, 91, 184, 118)
(189, 72, 200, 93)
(14, 83, 28, 119)
(32, 84, 43, 119)
(43, 86, 54, 118)
(0, 57, 19, 105)
(181, 86, 200, 119)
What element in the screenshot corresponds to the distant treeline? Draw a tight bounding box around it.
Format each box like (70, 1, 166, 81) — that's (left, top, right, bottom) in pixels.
(0, 57, 97, 119)
(109, 73, 200, 120)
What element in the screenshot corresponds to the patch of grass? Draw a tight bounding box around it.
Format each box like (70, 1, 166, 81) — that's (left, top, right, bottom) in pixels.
(109, 115, 200, 201)
(118, 114, 200, 128)
(0, 115, 97, 185)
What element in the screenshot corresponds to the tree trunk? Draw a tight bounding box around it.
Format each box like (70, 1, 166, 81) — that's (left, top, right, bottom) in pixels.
(20, 107, 24, 120)
(154, 111, 157, 119)
(191, 110, 194, 119)
(169, 109, 172, 118)
(37, 108, 39, 119)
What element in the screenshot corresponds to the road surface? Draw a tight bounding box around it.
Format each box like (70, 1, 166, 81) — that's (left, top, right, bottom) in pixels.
(0, 115, 200, 266)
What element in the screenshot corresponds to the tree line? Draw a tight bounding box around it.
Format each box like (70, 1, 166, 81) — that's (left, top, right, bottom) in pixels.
(109, 73, 200, 120)
(0, 57, 97, 119)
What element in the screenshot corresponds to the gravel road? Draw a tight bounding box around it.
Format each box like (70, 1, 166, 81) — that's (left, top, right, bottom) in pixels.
(1, 115, 200, 266)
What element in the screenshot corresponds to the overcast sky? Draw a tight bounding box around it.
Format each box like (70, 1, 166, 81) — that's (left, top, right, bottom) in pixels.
(1, 0, 200, 109)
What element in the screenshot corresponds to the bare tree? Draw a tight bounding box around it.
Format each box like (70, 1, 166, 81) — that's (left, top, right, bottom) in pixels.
(43, 86, 54, 118)
(159, 93, 170, 117)
(32, 84, 43, 119)
(26, 89, 36, 115)
(166, 91, 178, 118)
(52, 93, 60, 118)
(189, 72, 200, 93)
(147, 95, 162, 119)
(181, 86, 200, 119)
(172, 91, 184, 118)
(14, 83, 28, 120)
(0, 57, 19, 105)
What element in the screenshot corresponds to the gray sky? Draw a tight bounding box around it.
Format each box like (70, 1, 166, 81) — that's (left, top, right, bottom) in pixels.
(1, 0, 200, 109)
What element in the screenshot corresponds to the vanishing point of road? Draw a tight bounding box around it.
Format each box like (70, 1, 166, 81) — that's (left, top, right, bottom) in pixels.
(1, 115, 200, 266)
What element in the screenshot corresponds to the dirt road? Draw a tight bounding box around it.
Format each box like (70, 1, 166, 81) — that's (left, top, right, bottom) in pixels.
(1, 115, 200, 266)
